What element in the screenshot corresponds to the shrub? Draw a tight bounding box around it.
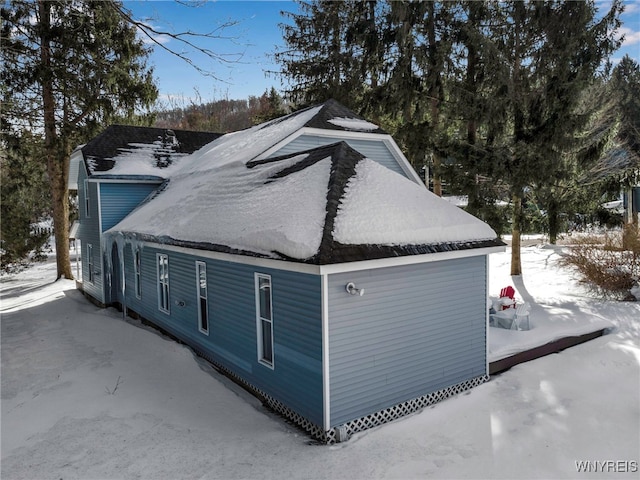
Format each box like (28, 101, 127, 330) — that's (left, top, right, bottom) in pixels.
(560, 225, 639, 300)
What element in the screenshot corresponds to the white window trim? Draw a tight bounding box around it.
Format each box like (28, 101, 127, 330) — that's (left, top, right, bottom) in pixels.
(255, 273, 274, 369)
(134, 248, 142, 299)
(87, 244, 94, 284)
(196, 261, 209, 335)
(157, 253, 170, 314)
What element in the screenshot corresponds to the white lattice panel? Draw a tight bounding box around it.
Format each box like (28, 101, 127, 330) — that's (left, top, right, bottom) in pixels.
(192, 346, 488, 444)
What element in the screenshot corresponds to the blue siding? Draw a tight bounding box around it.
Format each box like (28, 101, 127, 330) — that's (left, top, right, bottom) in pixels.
(271, 135, 411, 179)
(327, 256, 487, 426)
(100, 183, 159, 232)
(77, 167, 104, 303)
(120, 244, 325, 426)
(77, 177, 160, 305)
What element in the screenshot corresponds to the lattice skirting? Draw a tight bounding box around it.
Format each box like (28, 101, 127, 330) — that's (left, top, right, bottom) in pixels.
(130, 314, 489, 445)
(331, 374, 489, 443)
(193, 343, 488, 445)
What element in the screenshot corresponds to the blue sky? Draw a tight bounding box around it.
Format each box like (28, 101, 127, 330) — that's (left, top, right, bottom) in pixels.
(125, 1, 296, 104)
(124, 0, 640, 105)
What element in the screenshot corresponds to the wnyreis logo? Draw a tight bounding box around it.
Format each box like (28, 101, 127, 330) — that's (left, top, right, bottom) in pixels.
(575, 460, 638, 473)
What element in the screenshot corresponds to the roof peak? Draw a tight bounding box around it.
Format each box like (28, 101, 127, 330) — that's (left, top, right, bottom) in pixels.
(304, 99, 387, 134)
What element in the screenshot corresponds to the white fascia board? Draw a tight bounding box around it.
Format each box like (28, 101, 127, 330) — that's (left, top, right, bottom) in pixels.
(120, 240, 323, 275)
(319, 245, 506, 275)
(381, 135, 425, 186)
(124, 240, 504, 278)
(87, 178, 163, 184)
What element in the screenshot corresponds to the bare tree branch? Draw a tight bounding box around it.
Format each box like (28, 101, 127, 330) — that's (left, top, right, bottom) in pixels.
(109, 1, 246, 82)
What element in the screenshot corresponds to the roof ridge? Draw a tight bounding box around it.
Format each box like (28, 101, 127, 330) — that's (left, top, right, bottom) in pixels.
(303, 99, 387, 134)
(316, 142, 365, 264)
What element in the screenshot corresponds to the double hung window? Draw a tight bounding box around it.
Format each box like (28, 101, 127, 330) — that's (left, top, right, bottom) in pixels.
(196, 261, 208, 334)
(255, 273, 274, 368)
(87, 244, 94, 283)
(84, 180, 90, 217)
(134, 249, 142, 299)
(157, 254, 170, 313)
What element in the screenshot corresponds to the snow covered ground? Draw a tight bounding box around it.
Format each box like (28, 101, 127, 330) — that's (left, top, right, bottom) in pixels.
(1, 245, 638, 479)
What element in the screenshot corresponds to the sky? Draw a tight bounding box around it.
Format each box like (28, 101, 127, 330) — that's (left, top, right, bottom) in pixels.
(123, 0, 640, 106)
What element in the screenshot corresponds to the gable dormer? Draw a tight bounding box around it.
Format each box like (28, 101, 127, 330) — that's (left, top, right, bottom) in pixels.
(257, 99, 423, 185)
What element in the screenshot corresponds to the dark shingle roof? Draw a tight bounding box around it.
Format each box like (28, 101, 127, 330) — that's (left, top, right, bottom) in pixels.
(256, 99, 387, 136)
(116, 141, 503, 264)
(303, 99, 387, 134)
(82, 125, 221, 174)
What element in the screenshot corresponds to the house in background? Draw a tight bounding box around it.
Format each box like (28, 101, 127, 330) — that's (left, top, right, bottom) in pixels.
(74, 100, 505, 443)
(589, 139, 640, 226)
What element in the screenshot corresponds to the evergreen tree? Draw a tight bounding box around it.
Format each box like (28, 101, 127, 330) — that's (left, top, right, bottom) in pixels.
(2, 0, 158, 279)
(588, 55, 640, 244)
(380, 1, 455, 192)
(444, 0, 622, 273)
(278, 0, 357, 107)
(441, 1, 511, 233)
(251, 88, 289, 124)
(0, 132, 51, 271)
(609, 55, 640, 183)
(276, 0, 456, 181)
(276, 0, 623, 276)
(276, 0, 386, 111)
(498, 0, 622, 274)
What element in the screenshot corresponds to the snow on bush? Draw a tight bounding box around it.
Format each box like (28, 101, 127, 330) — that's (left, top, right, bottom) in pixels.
(560, 226, 640, 300)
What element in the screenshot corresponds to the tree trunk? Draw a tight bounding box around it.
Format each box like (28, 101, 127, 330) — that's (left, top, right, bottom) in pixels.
(426, 1, 442, 197)
(511, 193, 523, 276)
(47, 154, 73, 279)
(622, 187, 637, 250)
(432, 155, 442, 196)
(548, 198, 559, 245)
(39, 0, 73, 280)
(510, 3, 525, 277)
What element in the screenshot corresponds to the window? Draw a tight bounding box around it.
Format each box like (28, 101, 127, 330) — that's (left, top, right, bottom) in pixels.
(134, 249, 142, 299)
(87, 244, 94, 283)
(84, 179, 90, 217)
(196, 261, 208, 335)
(255, 273, 274, 368)
(157, 254, 170, 313)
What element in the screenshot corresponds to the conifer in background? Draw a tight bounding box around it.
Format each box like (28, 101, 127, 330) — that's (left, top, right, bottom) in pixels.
(0, 132, 50, 271)
(489, 0, 622, 274)
(1, 0, 158, 279)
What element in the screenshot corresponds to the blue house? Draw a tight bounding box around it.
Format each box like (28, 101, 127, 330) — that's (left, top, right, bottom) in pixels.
(75, 100, 504, 443)
(70, 124, 221, 304)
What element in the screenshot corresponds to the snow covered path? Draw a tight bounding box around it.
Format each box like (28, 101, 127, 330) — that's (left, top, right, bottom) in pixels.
(1, 247, 638, 479)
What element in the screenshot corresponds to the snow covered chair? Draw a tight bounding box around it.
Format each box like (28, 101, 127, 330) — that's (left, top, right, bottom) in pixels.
(498, 285, 517, 310)
(500, 286, 515, 299)
(512, 302, 531, 331)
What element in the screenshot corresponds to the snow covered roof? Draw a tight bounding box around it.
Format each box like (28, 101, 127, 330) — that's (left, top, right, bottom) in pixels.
(302, 99, 387, 134)
(82, 101, 388, 180)
(81, 125, 222, 176)
(110, 140, 501, 264)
